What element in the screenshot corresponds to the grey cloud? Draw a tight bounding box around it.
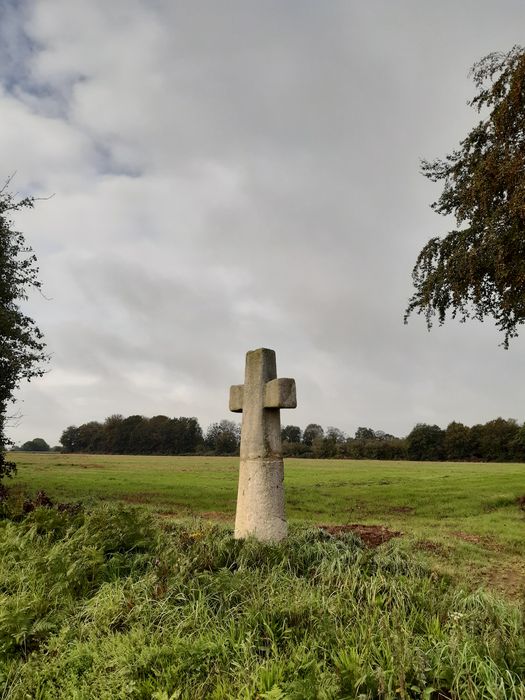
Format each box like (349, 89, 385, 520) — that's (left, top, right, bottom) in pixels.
(5, 0, 525, 446)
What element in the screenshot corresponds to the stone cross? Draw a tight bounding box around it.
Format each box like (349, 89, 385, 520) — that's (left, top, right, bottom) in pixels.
(230, 348, 296, 541)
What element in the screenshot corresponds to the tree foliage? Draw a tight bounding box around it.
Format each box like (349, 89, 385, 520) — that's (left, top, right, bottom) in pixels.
(281, 424, 302, 443)
(61, 415, 205, 455)
(443, 421, 472, 461)
(20, 437, 50, 452)
(406, 424, 445, 461)
(355, 427, 376, 440)
(302, 423, 324, 446)
(0, 183, 47, 479)
(58, 413, 525, 462)
(406, 46, 525, 347)
(204, 420, 240, 455)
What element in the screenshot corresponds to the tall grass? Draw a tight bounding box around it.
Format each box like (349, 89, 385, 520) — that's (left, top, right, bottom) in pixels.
(0, 504, 524, 699)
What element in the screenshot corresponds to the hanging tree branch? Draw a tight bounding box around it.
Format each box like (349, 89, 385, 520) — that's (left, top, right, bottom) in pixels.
(405, 45, 525, 348)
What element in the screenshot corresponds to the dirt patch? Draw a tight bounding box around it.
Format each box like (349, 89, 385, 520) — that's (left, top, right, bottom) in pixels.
(387, 505, 415, 515)
(120, 493, 157, 504)
(157, 510, 233, 522)
(157, 511, 178, 519)
(451, 531, 498, 549)
(319, 524, 402, 547)
(414, 539, 449, 556)
(200, 511, 234, 522)
(484, 561, 525, 599)
(54, 461, 106, 469)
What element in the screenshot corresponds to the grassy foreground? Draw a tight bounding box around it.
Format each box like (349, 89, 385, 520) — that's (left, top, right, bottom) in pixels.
(1, 503, 524, 699)
(9, 453, 525, 597)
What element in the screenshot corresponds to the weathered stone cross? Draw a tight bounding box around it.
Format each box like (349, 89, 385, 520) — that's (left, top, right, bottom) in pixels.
(230, 348, 297, 541)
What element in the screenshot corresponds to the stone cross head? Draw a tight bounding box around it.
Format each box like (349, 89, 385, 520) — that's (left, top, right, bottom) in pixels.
(229, 348, 296, 459)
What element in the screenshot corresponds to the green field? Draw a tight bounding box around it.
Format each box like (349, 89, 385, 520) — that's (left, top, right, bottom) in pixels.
(9, 452, 525, 597)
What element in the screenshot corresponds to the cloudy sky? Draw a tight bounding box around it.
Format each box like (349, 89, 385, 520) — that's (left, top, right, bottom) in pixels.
(4, 0, 525, 446)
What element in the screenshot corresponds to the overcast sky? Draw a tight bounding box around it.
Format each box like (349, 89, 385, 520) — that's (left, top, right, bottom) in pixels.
(4, 0, 525, 446)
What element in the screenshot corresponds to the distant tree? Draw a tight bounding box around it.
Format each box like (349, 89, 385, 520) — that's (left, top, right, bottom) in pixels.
(302, 423, 324, 447)
(166, 417, 203, 454)
(374, 438, 408, 461)
(469, 423, 484, 460)
(311, 435, 328, 459)
(0, 183, 48, 479)
(318, 427, 347, 458)
(60, 414, 204, 456)
(61, 421, 105, 453)
(406, 423, 445, 461)
(77, 421, 106, 453)
(510, 423, 525, 461)
(444, 421, 472, 461)
(205, 420, 240, 455)
(477, 417, 519, 461)
(60, 425, 80, 452)
(117, 415, 146, 454)
(101, 414, 125, 453)
(406, 46, 525, 347)
(326, 426, 346, 443)
(373, 430, 395, 440)
(130, 416, 155, 454)
(147, 415, 170, 453)
(21, 437, 50, 452)
(355, 427, 375, 440)
(281, 425, 302, 443)
(282, 440, 309, 458)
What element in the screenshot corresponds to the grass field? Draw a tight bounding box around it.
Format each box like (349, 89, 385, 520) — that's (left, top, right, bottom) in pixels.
(9, 452, 525, 598)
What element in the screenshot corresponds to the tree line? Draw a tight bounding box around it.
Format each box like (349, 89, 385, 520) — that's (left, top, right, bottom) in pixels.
(58, 415, 240, 456)
(25, 414, 525, 462)
(282, 419, 525, 462)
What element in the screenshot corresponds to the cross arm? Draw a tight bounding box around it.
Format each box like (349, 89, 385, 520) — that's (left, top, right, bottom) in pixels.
(264, 378, 297, 409)
(229, 384, 244, 412)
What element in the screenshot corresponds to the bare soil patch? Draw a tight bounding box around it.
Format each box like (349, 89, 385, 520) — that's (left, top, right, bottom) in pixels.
(387, 505, 415, 515)
(451, 531, 498, 550)
(414, 539, 449, 556)
(55, 461, 106, 469)
(200, 511, 234, 522)
(120, 493, 159, 504)
(319, 524, 402, 547)
(485, 560, 525, 599)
